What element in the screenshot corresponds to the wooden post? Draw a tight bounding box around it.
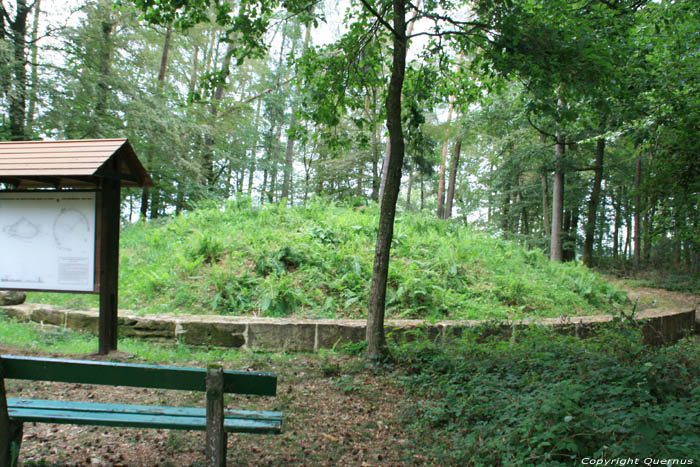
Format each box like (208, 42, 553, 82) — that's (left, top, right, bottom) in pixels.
(98, 177, 121, 354)
(0, 360, 23, 467)
(206, 365, 226, 467)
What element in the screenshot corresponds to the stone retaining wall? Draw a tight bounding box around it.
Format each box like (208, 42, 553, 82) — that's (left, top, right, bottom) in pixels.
(1, 304, 696, 351)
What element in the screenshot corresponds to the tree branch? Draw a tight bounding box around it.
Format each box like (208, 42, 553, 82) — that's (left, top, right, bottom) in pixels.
(527, 112, 557, 140)
(357, 0, 400, 39)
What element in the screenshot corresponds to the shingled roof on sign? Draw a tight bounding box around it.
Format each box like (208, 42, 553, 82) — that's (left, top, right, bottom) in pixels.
(0, 138, 153, 189)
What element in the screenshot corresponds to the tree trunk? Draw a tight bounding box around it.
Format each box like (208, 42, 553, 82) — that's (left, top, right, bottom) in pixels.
(247, 98, 262, 196)
(8, 0, 31, 140)
(583, 138, 604, 267)
(542, 172, 551, 237)
(550, 131, 565, 262)
(406, 169, 413, 209)
(91, 9, 114, 138)
(142, 23, 173, 220)
(612, 187, 621, 259)
(624, 199, 632, 261)
(203, 42, 235, 187)
(420, 174, 424, 210)
(502, 182, 511, 234)
(375, 1, 420, 204)
(282, 23, 312, 204)
(643, 203, 655, 264)
(634, 152, 642, 267)
(445, 139, 461, 219)
(366, 0, 406, 361)
(377, 138, 391, 200)
(437, 96, 456, 219)
(370, 88, 380, 201)
(157, 23, 172, 84)
(26, 0, 41, 133)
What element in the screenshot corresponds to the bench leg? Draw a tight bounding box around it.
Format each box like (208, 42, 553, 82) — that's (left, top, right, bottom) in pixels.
(1, 415, 23, 467)
(8, 421, 22, 467)
(206, 366, 226, 467)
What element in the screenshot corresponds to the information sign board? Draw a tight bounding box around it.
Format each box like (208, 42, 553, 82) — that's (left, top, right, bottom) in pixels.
(0, 191, 96, 292)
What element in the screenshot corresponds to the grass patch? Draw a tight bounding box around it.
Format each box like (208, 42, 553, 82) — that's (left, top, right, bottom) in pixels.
(28, 200, 627, 320)
(0, 312, 262, 367)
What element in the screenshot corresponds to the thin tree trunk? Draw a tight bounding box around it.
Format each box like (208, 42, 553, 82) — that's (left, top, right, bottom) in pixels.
(370, 88, 380, 201)
(188, 44, 200, 97)
(203, 42, 235, 187)
(550, 131, 565, 262)
(26, 0, 41, 133)
(613, 187, 621, 259)
(375, 1, 421, 204)
(445, 139, 461, 219)
(378, 138, 390, 200)
(502, 182, 511, 234)
(247, 98, 262, 196)
(420, 174, 424, 210)
(634, 152, 642, 267)
(406, 169, 413, 209)
(583, 138, 604, 267)
(9, 0, 31, 140)
(542, 172, 551, 237)
(367, 0, 406, 361)
(437, 95, 456, 218)
(142, 23, 172, 220)
(643, 203, 655, 264)
(282, 22, 312, 204)
(157, 23, 172, 84)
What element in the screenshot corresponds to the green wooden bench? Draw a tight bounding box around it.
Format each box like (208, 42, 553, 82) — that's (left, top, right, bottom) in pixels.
(0, 354, 281, 467)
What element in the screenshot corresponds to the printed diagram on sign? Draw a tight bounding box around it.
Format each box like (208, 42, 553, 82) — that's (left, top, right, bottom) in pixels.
(3, 217, 41, 241)
(53, 208, 91, 252)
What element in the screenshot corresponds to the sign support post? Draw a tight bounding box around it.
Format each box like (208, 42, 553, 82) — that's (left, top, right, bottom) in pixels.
(98, 177, 121, 354)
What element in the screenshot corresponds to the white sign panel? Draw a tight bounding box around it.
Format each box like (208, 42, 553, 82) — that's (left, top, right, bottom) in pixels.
(0, 191, 96, 292)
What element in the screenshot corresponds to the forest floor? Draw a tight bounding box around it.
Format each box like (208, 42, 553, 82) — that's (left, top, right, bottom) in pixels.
(4, 283, 698, 466)
(611, 278, 699, 319)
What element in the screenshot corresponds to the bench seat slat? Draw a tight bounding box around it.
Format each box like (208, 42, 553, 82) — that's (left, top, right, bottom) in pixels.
(8, 400, 281, 434)
(0, 355, 276, 396)
(8, 399, 283, 421)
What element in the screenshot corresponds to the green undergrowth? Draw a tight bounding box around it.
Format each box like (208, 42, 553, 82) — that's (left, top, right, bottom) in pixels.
(393, 323, 700, 464)
(28, 199, 627, 320)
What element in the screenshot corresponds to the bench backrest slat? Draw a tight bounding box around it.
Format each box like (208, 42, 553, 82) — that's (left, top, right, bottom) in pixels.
(0, 355, 276, 396)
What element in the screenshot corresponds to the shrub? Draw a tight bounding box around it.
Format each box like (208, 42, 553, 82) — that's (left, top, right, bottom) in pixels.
(395, 325, 700, 464)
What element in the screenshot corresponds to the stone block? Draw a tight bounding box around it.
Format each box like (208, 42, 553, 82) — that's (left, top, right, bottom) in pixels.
(66, 310, 99, 335)
(248, 322, 316, 352)
(0, 291, 26, 306)
(178, 321, 246, 347)
(0, 305, 32, 322)
(118, 316, 176, 339)
(316, 323, 365, 350)
(31, 307, 66, 326)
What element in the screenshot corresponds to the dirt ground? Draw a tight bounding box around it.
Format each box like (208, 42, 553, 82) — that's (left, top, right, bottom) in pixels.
(2, 349, 423, 467)
(612, 279, 699, 316)
(2, 283, 697, 466)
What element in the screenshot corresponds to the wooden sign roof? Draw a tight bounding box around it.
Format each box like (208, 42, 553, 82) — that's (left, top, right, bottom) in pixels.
(0, 138, 153, 189)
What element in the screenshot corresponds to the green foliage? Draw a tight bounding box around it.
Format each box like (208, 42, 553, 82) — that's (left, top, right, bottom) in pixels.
(188, 232, 227, 264)
(28, 203, 628, 320)
(395, 326, 700, 464)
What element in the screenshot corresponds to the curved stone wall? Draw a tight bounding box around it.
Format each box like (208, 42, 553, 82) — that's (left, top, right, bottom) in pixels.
(1, 303, 696, 351)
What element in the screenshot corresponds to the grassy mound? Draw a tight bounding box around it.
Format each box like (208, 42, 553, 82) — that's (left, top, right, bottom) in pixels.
(29, 200, 627, 319)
